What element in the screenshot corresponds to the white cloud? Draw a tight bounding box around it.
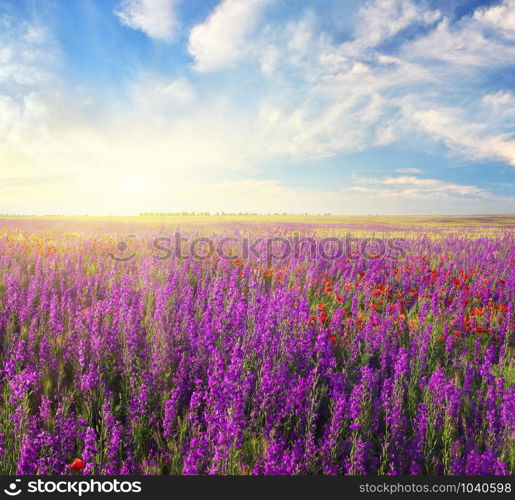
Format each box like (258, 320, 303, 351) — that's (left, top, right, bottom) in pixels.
(259, 0, 513, 169)
(0, 95, 20, 134)
(3, 171, 512, 215)
(191, 0, 510, 168)
(402, 102, 515, 166)
(474, 0, 515, 40)
(129, 75, 196, 115)
(351, 0, 441, 50)
(482, 91, 515, 120)
(1, 79, 512, 214)
(394, 168, 423, 174)
(377, 175, 484, 196)
(403, 2, 515, 67)
(159, 177, 513, 215)
(0, 19, 56, 91)
(188, 0, 272, 72)
(2, 0, 515, 215)
(115, 0, 180, 41)
(336, 174, 515, 213)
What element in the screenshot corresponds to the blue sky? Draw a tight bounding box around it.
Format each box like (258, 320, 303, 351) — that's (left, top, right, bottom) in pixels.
(0, 0, 514, 214)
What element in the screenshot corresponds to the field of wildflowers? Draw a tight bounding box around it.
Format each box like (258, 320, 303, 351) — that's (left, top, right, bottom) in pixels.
(0, 216, 513, 475)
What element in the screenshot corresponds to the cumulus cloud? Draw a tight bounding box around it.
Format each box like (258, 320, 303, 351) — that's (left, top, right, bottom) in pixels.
(115, 0, 180, 41)
(474, 0, 515, 39)
(2, 0, 515, 214)
(188, 0, 272, 72)
(233, 0, 515, 167)
(5, 0, 515, 173)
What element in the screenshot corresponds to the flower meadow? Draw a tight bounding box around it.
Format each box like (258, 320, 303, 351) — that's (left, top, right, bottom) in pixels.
(0, 217, 513, 476)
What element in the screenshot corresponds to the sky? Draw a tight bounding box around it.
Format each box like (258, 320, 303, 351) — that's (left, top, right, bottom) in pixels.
(0, 0, 514, 215)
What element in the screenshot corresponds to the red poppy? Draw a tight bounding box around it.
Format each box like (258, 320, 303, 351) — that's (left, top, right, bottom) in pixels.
(70, 458, 86, 472)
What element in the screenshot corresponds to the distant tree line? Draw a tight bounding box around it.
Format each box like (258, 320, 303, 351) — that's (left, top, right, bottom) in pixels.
(138, 212, 333, 217)
(0, 212, 336, 217)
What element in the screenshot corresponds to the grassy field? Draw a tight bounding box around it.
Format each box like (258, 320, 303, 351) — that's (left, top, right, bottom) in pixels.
(0, 215, 513, 475)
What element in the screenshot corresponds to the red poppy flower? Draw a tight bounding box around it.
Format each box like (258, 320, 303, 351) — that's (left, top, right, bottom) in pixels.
(70, 458, 86, 472)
